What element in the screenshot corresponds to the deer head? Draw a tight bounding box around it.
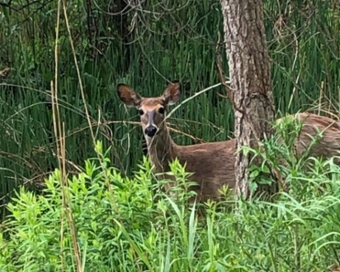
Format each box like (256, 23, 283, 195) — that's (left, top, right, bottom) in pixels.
(117, 82, 181, 141)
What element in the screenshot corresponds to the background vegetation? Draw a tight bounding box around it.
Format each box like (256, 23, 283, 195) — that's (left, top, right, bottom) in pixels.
(0, 0, 340, 270)
(0, 0, 339, 216)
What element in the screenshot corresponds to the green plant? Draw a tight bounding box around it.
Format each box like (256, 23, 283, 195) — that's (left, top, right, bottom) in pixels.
(1, 139, 340, 271)
(1, 0, 340, 220)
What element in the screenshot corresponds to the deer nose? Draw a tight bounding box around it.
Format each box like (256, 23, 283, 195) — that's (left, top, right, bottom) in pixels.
(145, 126, 157, 137)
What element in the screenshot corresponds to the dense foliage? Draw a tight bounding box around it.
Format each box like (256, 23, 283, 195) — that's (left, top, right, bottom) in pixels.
(0, 1, 340, 269)
(1, 131, 340, 271)
(1, 1, 339, 217)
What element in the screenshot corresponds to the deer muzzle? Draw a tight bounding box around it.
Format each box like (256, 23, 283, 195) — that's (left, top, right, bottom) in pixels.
(145, 125, 158, 137)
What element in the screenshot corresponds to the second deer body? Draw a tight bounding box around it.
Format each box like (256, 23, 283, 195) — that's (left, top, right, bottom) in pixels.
(118, 82, 340, 202)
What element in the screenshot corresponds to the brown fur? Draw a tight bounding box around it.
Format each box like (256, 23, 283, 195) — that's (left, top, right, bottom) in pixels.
(118, 82, 340, 202)
(278, 113, 340, 160)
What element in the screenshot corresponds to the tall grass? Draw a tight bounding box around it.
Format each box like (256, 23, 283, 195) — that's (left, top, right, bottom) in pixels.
(2, 137, 340, 271)
(0, 0, 339, 219)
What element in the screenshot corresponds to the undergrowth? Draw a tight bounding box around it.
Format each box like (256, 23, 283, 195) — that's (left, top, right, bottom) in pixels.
(1, 117, 340, 272)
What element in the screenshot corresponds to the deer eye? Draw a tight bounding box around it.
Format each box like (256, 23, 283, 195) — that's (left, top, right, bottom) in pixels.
(138, 109, 144, 115)
(158, 107, 165, 114)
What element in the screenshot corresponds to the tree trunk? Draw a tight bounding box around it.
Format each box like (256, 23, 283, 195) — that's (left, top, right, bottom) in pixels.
(221, 0, 276, 198)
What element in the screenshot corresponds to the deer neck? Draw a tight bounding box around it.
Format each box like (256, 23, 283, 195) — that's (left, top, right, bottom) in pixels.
(146, 126, 177, 173)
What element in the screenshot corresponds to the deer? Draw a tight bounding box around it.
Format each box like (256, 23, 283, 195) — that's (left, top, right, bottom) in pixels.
(117, 81, 340, 202)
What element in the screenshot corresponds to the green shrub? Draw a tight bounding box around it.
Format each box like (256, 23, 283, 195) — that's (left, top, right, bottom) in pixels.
(1, 135, 340, 271)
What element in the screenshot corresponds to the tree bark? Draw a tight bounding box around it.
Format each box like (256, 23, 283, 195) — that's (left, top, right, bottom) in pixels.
(221, 0, 276, 198)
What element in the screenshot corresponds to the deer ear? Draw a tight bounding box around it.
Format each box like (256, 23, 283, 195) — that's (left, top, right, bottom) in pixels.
(117, 84, 143, 107)
(162, 81, 181, 105)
